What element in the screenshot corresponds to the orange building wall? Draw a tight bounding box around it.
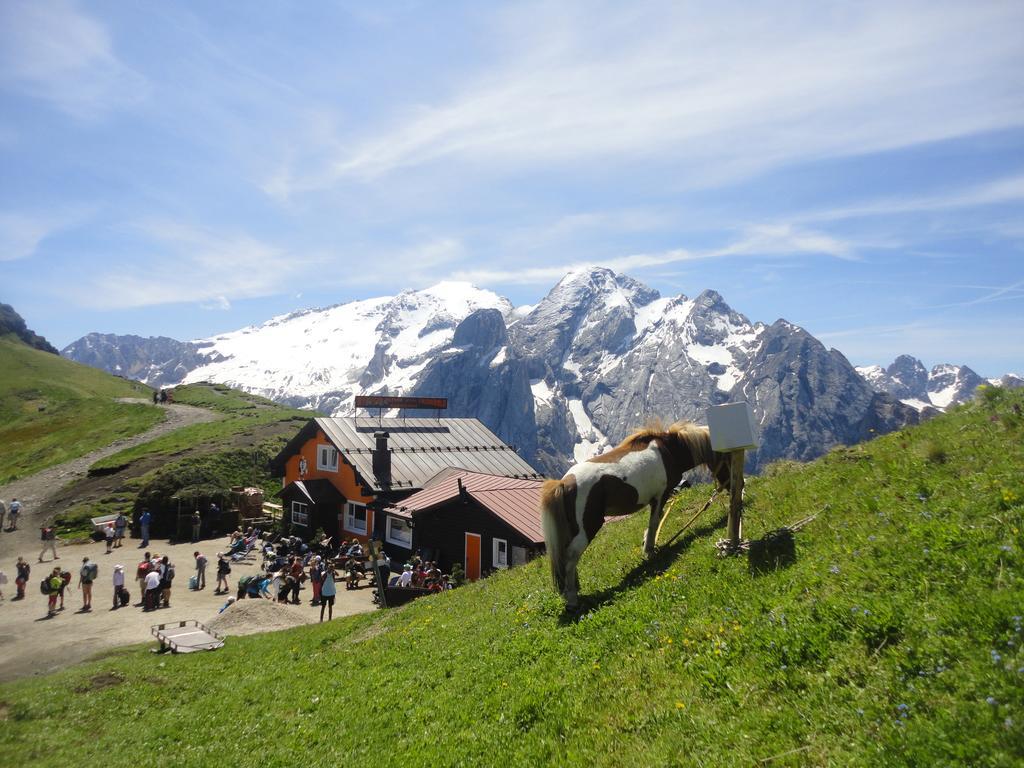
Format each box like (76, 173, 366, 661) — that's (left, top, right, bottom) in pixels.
(283, 430, 376, 539)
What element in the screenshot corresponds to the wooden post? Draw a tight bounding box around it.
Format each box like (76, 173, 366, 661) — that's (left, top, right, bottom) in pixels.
(727, 449, 745, 545)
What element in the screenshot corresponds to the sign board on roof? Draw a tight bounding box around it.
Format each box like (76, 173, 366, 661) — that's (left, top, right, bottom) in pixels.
(706, 402, 759, 452)
(354, 395, 448, 411)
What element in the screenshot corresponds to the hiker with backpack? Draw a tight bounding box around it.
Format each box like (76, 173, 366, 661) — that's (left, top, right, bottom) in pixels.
(214, 553, 231, 594)
(159, 555, 175, 608)
(136, 552, 152, 605)
(78, 557, 97, 611)
(8, 498, 21, 531)
(44, 567, 62, 616)
(14, 557, 30, 599)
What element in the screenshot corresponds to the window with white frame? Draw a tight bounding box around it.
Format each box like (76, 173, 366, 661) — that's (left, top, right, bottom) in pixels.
(291, 501, 309, 527)
(386, 516, 412, 548)
(345, 502, 367, 535)
(316, 444, 338, 472)
(493, 537, 509, 569)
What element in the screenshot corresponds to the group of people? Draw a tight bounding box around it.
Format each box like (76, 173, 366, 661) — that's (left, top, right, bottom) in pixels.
(10, 555, 103, 616)
(395, 557, 453, 592)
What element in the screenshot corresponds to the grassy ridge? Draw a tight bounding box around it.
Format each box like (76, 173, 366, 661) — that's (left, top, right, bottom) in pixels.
(0, 336, 162, 484)
(1, 388, 1021, 766)
(52, 383, 311, 538)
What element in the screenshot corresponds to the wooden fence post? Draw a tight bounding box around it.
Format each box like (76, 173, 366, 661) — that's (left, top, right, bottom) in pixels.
(727, 449, 745, 545)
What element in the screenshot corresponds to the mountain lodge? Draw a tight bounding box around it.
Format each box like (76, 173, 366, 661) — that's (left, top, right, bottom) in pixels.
(268, 414, 542, 575)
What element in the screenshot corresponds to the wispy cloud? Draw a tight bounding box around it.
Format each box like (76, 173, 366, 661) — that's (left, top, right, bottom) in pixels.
(800, 173, 1024, 223)
(0, 210, 87, 261)
(67, 221, 317, 309)
(271, 1, 1024, 195)
(0, 0, 147, 119)
(454, 222, 855, 285)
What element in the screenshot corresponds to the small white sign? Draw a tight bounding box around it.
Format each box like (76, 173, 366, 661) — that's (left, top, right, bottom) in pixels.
(706, 402, 759, 452)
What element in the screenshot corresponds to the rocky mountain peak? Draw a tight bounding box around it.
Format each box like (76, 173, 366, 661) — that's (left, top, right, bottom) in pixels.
(884, 354, 929, 401)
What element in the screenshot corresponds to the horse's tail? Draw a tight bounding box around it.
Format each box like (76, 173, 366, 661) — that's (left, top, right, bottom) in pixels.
(540, 479, 570, 592)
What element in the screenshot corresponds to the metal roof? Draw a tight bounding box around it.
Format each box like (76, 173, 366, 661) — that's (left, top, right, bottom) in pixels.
(384, 470, 544, 544)
(315, 417, 541, 492)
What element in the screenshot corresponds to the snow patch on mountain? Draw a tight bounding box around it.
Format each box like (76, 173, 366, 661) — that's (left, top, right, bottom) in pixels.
(181, 282, 511, 413)
(567, 397, 608, 462)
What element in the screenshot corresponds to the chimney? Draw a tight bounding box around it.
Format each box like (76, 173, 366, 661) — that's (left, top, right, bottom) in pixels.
(373, 431, 391, 486)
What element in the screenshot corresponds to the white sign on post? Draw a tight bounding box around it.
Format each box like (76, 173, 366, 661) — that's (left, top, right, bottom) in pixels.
(706, 402, 759, 452)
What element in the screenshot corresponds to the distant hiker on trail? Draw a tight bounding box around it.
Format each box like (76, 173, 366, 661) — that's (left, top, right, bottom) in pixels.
(193, 551, 207, 590)
(112, 564, 126, 610)
(319, 562, 337, 622)
(139, 509, 151, 547)
(45, 567, 62, 617)
(58, 569, 71, 610)
(114, 513, 127, 548)
(159, 390, 167, 404)
(159, 555, 174, 607)
(104, 522, 115, 553)
(8, 498, 21, 530)
(0, 498, 6, 531)
(153, 390, 159, 405)
(136, 552, 152, 603)
(215, 553, 230, 594)
(191, 511, 201, 543)
(39, 525, 59, 562)
(14, 557, 30, 600)
(78, 557, 97, 611)
(144, 566, 161, 611)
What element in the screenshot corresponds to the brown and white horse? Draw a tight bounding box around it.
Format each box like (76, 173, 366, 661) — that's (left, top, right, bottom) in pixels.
(540, 421, 731, 608)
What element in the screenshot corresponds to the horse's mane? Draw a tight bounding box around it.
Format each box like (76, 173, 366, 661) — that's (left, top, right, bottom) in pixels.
(618, 419, 713, 467)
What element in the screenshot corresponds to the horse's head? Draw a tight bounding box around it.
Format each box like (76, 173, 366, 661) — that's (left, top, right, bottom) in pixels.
(710, 451, 732, 492)
(667, 421, 733, 492)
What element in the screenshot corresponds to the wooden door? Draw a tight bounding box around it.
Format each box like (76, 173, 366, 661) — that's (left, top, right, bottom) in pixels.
(464, 532, 481, 581)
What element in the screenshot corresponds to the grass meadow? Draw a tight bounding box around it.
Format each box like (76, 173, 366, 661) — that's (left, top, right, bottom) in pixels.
(1, 387, 1021, 765)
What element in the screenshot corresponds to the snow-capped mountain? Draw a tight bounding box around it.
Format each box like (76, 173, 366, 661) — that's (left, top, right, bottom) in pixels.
(67, 268, 1005, 476)
(179, 282, 510, 414)
(855, 355, 1001, 412)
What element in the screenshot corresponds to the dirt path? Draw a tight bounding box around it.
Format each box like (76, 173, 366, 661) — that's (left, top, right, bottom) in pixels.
(0, 401, 219, 559)
(0, 536, 375, 682)
(0, 400, 375, 681)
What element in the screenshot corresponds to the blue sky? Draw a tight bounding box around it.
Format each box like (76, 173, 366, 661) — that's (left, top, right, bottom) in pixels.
(1, 1, 1022, 376)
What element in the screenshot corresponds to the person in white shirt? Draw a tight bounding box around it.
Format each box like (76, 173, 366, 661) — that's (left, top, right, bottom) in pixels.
(144, 568, 162, 611)
(398, 564, 413, 588)
(112, 564, 126, 610)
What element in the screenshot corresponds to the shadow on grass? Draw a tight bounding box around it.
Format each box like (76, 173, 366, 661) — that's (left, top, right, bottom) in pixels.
(559, 513, 728, 624)
(747, 528, 797, 576)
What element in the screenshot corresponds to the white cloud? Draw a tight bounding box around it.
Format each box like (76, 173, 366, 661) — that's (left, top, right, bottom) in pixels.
(0, 0, 147, 119)
(0, 210, 85, 261)
(801, 173, 1024, 223)
(273, 1, 1024, 193)
(69, 221, 317, 309)
(452, 222, 855, 286)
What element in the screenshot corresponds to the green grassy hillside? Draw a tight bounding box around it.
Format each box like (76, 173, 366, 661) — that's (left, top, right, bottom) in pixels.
(0, 336, 162, 484)
(1, 388, 1021, 766)
(50, 382, 311, 538)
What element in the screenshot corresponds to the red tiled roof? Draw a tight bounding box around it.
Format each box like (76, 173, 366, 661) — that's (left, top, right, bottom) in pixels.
(384, 469, 545, 544)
